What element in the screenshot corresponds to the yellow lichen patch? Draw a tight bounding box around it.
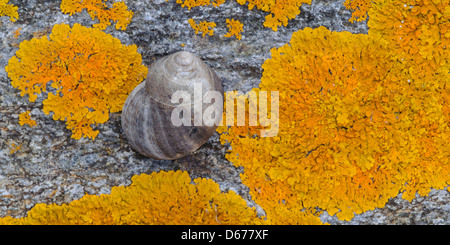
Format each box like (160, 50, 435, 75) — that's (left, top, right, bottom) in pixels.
(0, 171, 262, 225)
(343, 0, 372, 22)
(173, 0, 225, 10)
(224, 18, 243, 40)
(218, 26, 450, 221)
(0, 0, 18, 22)
(211, 0, 226, 7)
(61, 0, 134, 30)
(18, 111, 37, 127)
(6, 23, 148, 140)
(236, 0, 312, 31)
(13, 27, 22, 39)
(9, 143, 22, 154)
(188, 18, 216, 37)
(368, 0, 450, 85)
(368, 0, 450, 201)
(243, 170, 324, 224)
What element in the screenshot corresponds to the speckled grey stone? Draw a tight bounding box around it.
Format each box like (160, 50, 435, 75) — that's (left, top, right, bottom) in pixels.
(0, 0, 448, 224)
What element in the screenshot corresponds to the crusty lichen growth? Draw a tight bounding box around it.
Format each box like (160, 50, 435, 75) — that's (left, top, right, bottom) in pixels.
(173, 0, 225, 10)
(369, 0, 450, 83)
(9, 143, 22, 154)
(18, 111, 37, 127)
(224, 18, 243, 40)
(2, 0, 448, 226)
(13, 28, 22, 39)
(61, 0, 134, 30)
(343, 0, 372, 22)
(236, 0, 312, 31)
(218, 24, 449, 221)
(188, 18, 216, 37)
(367, 0, 450, 200)
(0, 0, 18, 22)
(0, 171, 262, 225)
(176, 0, 311, 32)
(6, 23, 148, 140)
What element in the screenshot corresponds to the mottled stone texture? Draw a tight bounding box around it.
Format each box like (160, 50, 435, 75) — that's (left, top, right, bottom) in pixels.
(0, 0, 447, 224)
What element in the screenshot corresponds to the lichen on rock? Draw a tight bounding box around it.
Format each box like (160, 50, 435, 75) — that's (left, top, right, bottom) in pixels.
(218, 23, 450, 221)
(60, 0, 134, 30)
(0, 0, 18, 22)
(0, 170, 262, 225)
(6, 23, 148, 140)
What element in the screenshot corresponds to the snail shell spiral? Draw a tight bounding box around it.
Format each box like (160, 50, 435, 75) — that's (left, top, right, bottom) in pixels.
(121, 51, 224, 160)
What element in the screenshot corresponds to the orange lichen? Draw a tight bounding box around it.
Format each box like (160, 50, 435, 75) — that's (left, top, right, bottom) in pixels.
(9, 143, 22, 154)
(235, 0, 311, 31)
(18, 111, 37, 127)
(0, 171, 262, 225)
(13, 27, 22, 39)
(368, 0, 450, 84)
(188, 18, 216, 37)
(1, 0, 448, 226)
(0, 0, 18, 22)
(6, 23, 148, 140)
(367, 0, 450, 201)
(343, 0, 372, 22)
(173, 0, 225, 10)
(218, 25, 450, 221)
(60, 0, 134, 30)
(211, 0, 226, 7)
(224, 18, 243, 40)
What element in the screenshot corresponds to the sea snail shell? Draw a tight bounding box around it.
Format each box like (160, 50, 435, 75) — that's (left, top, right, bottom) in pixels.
(121, 51, 224, 160)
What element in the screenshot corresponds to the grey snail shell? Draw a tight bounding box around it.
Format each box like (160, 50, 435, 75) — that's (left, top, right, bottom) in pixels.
(121, 51, 224, 160)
